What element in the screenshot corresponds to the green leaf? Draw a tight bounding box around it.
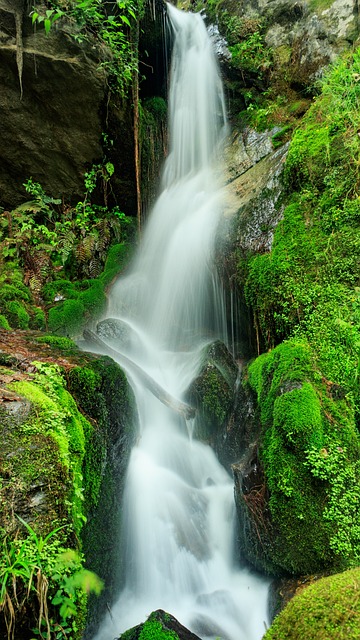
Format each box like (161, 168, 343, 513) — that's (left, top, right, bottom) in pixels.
(44, 19, 51, 35)
(121, 15, 131, 27)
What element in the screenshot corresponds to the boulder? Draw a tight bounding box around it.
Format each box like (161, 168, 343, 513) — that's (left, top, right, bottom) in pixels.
(187, 340, 238, 442)
(120, 610, 202, 640)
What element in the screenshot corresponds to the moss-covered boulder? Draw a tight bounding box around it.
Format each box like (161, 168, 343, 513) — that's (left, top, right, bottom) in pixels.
(234, 338, 360, 576)
(264, 568, 360, 640)
(0, 333, 136, 638)
(186, 341, 238, 442)
(120, 609, 202, 640)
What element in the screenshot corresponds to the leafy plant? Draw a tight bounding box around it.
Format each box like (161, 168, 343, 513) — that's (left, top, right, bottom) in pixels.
(0, 517, 102, 640)
(30, 0, 146, 96)
(229, 31, 273, 76)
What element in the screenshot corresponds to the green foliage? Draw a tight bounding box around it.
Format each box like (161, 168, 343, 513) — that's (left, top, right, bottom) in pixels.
(0, 314, 10, 330)
(30, 0, 145, 97)
(31, 7, 65, 34)
(243, 50, 360, 432)
(0, 357, 131, 638)
(244, 339, 360, 574)
(5, 300, 30, 329)
(305, 447, 360, 561)
(229, 31, 273, 76)
(0, 519, 102, 640)
(143, 97, 167, 121)
(0, 167, 133, 335)
(48, 299, 85, 336)
(264, 568, 360, 640)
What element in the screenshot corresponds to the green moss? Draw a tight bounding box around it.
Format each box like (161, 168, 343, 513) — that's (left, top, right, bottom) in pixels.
(41, 279, 77, 303)
(29, 306, 46, 330)
(48, 298, 85, 336)
(35, 335, 79, 352)
(308, 0, 335, 12)
(67, 357, 137, 630)
(139, 618, 178, 640)
(80, 279, 106, 317)
(5, 300, 30, 329)
(265, 568, 360, 640)
(121, 611, 180, 640)
(0, 283, 30, 301)
(8, 363, 92, 537)
(188, 342, 237, 441)
(243, 339, 360, 574)
(101, 242, 132, 287)
(143, 97, 167, 121)
(0, 314, 10, 329)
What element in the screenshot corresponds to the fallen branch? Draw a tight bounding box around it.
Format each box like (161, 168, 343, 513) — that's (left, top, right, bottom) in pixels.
(83, 329, 196, 420)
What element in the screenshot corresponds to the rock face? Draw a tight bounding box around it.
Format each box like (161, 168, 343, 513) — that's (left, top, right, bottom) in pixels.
(0, 2, 106, 207)
(234, 0, 359, 80)
(223, 130, 288, 255)
(0, 2, 138, 212)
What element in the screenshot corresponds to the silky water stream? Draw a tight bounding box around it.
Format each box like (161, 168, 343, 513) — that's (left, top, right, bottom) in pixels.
(93, 5, 269, 639)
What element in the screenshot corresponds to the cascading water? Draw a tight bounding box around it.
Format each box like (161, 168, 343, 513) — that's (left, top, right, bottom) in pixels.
(93, 5, 269, 639)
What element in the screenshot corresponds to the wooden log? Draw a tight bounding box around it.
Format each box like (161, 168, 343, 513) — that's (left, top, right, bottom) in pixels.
(83, 329, 196, 420)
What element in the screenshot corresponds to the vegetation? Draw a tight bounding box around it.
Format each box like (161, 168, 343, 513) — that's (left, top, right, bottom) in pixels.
(264, 568, 360, 640)
(0, 175, 133, 335)
(0, 361, 100, 638)
(0, 352, 135, 638)
(30, 0, 146, 97)
(241, 339, 360, 574)
(0, 520, 102, 640)
(237, 49, 360, 575)
(120, 610, 180, 640)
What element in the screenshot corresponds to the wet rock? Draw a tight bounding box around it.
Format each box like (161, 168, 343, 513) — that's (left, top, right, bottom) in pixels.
(232, 447, 273, 574)
(223, 140, 288, 254)
(96, 317, 133, 349)
(119, 609, 202, 640)
(187, 340, 238, 442)
(215, 374, 260, 471)
(225, 127, 280, 182)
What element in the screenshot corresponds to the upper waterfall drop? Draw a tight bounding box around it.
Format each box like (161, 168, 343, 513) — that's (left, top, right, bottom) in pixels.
(93, 5, 269, 640)
(108, 3, 228, 352)
(163, 4, 227, 185)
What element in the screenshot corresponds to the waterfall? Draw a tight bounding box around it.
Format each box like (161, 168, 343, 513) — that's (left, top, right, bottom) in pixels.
(93, 5, 269, 639)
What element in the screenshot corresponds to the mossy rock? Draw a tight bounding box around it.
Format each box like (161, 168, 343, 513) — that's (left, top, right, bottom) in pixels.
(120, 609, 201, 640)
(0, 313, 10, 329)
(5, 300, 30, 329)
(236, 338, 360, 576)
(0, 343, 137, 639)
(68, 355, 137, 636)
(46, 242, 132, 337)
(187, 341, 238, 441)
(265, 568, 360, 640)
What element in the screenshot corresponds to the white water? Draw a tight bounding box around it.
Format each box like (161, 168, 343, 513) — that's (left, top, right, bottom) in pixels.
(93, 5, 269, 640)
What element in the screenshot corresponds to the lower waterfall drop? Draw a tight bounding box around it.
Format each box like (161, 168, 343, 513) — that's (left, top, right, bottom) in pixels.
(93, 4, 269, 639)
